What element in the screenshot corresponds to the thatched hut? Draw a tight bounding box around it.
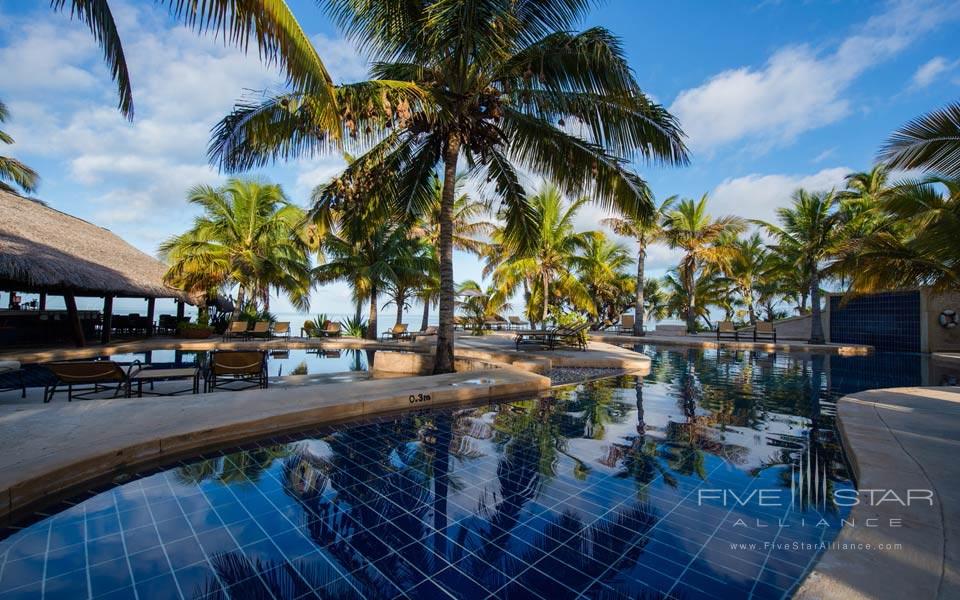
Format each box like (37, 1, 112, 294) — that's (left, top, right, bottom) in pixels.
(0, 190, 189, 346)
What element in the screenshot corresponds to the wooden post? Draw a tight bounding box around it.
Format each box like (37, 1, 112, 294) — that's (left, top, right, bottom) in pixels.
(101, 295, 113, 344)
(65, 293, 85, 347)
(146, 297, 156, 337)
(38, 292, 46, 310)
(176, 300, 185, 321)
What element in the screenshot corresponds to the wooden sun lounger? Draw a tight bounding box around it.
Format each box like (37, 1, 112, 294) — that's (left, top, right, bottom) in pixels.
(223, 320, 249, 341)
(753, 321, 777, 342)
(272, 322, 291, 339)
(716, 321, 739, 341)
(248, 321, 271, 339)
(613, 314, 635, 335)
(515, 327, 558, 350)
(410, 326, 438, 341)
(204, 350, 268, 392)
(322, 322, 342, 338)
(551, 323, 591, 350)
(43, 361, 136, 402)
(381, 324, 409, 341)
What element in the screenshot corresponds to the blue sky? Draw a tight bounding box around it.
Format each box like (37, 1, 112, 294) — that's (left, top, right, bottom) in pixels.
(2, 0, 959, 317)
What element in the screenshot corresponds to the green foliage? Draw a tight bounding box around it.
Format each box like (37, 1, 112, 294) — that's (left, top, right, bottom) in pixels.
(340, 316, 368, 338)
(209, 312, 231, 335)
(0, 100, 40, 195)
(238, 306, 276, 326)
(549, 309, 589, 346)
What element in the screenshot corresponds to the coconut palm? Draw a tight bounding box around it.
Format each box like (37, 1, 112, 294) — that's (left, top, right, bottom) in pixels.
(0, 100, 39, 195)
(51, 0, 335, 121)
(834, 176, 960, 292)
(383, 240, 432, 326)
(756, 189, 842, 344)
(601, 195, 675, 335)
(720, 232, 768, 325)
(159, 178, 312, 311)
(880, 101, 960, 177)
(662, 270, 730, 329)
(314, 221, 430, 339)
(570, 231, 634, 328)
(209, 0, 689, 372)
(661, 195, 745, 332)
(492, 185, 594, 328)
(457, 280, 511, 335)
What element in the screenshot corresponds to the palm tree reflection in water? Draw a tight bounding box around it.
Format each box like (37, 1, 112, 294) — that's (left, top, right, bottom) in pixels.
(185, 346, 870, 597)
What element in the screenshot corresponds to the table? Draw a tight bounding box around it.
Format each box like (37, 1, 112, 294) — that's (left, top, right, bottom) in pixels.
(127, 367, 201, 397)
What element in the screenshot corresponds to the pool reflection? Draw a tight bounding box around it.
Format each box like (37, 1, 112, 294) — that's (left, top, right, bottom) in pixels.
(2, 347, 925, 599)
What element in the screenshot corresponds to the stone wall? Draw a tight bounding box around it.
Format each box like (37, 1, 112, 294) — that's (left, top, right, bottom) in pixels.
(923, 290, 960, 353)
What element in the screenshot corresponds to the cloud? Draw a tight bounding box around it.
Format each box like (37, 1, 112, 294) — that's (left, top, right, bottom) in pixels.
(670, 0, 959, 153)
(911, 56, 958, 88)
(709, 167, 852, 226)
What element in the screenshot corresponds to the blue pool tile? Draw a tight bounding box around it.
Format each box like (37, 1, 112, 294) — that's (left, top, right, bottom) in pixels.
(41, 569, 88, 599)
(88, 557, 134, 596)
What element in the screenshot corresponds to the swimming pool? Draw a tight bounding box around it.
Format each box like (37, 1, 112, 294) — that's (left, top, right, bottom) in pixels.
(0, 347, 935, 599)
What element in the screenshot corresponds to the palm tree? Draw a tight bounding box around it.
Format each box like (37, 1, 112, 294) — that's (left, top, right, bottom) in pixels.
(51, 0, 336, 121)
(383, 240, 432, 326)
(834, 176, 960, 292)
(457, 280, 511, 335)
(880, 101, 960, 177)
(209, 0, 689, 372)
(160, 178, 312, 311)
(757, 189, 842, 344)
(601, 195, 675, 335)
(570, 231, 634, 328)
(0, 101, 39, 194)
(314, 221, 430, 339)
(721, 232, 768, 325)
(412, 174, 494, 328)
(492, 185, 593, 328)
(661, 195, 745, 333)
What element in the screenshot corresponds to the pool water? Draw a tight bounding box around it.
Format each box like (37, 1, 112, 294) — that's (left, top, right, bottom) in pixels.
(0, 347, 936, 599)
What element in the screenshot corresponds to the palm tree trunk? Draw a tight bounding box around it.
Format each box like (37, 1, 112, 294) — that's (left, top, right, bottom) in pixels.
(433, 135, 460, 374)
(635, 243, 646, 336)
(236, 287, 246, 312)
(541, 271, 550, 329)
(367, 289, 379, 341)
(685, 265, 696, 334)
(395, 293, 404, 327)
(354, 300, 362, 323)
(421, 299, 430, 331)
(809, 269, 825, 344)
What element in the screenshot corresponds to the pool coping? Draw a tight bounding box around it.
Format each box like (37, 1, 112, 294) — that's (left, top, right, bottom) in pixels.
(796, 386, 960, 600)
(589, 332, 873, 355)
(0, 362, 549, 525)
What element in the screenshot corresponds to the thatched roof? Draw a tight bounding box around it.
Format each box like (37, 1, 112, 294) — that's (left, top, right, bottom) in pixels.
(0, 190, 187, 299)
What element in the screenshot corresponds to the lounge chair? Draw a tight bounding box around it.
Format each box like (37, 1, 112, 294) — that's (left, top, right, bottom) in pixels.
(612, 314, 635, 335)
(753, 321, 777, 343)
(43, 360, 137, 402)
(483, 316, 508, 330)
(0, 360, 26, 398)
(515, 327, 558, 350)
(381, 323, 409, 341)
(223, 320, 249, 341)
(410, 325, 438, 341)
(716, 321, 739, 341)
(205, 350, 268, 392)
(248, 321, 271, 339)
(552, 322, 591, 350)
(322, 322, 342, 338)
(272, 322, 291, 339)
(508, 316, 529, 330)
(301, 321, 319, 338)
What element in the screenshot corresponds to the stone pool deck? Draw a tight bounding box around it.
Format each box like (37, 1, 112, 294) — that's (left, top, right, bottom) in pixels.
(797, 386, 960, 600)
(590, 331, 873, 355)
(0, 363, 549, 525)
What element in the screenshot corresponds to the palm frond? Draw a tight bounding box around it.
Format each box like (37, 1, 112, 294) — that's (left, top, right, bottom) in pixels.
(880, 101, 960, 177)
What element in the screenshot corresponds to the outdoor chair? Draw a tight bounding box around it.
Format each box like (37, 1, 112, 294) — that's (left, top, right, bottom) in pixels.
(508, 316, 529, 330)
(272, 322, 291, 339)
(515, 327, 559, 350)
(613, 314, 635, 335)
(410, 325, 438, 341)
(223, 320, 249, 341)
(322, 322, 342, 338)
(248, 321, 271, 339)
(43, 360, 137, 402)
(716, 321, 739, 341)
(0, 360, 26, 399)
(301, 321, 319, 338)
(552, 322, 591, 350)
(754, 321, 777, 343)
(381, 323, 410, 341)
(205, 350, 268, 392)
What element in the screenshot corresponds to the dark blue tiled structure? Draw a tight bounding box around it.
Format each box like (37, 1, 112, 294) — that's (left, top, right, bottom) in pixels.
(829, 291, 921, 352)
(0, 347, 930, 600)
